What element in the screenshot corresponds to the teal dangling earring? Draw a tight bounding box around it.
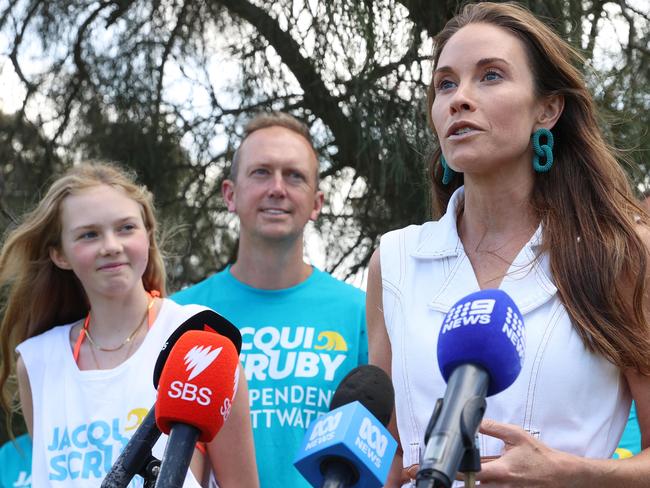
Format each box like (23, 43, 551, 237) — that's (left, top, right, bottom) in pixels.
(440, 154, 454, 185)
(532, 128, 554, 173)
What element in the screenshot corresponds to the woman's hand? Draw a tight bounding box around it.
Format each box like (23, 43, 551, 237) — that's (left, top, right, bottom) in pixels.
(475, 419, 570, 487)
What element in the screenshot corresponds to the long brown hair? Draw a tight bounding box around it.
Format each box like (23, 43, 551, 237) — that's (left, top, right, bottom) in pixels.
(0, 162, 167, 420)
(427, 2, 650, 373)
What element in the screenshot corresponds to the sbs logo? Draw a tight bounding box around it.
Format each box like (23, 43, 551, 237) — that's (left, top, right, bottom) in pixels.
(168, 381, 212, 406)
(220, 397, 233, 421)
(359, 417, 388, 457)
(184, 345, 222, 380)
(308, 411, 343, 441)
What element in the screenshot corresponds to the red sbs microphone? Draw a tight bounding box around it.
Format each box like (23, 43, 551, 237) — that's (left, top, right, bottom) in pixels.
(155, 330, 240, 487)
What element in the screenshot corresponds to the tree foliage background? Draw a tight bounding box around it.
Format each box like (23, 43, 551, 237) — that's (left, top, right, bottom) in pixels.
(0, 0, 648, 439)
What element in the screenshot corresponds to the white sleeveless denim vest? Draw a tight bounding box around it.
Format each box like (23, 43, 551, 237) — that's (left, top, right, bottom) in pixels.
(380, 187, 630, 477)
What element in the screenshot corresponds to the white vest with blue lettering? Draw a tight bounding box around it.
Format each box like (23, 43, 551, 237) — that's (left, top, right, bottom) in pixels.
(380, 187, 631, 480)
(17, 299, 206, 488)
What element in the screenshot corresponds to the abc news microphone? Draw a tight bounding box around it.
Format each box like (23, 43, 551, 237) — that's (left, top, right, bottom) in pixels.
(416, 289, 525, 488)
(155, 329, 240, 487)
(294, 365, 398, 488)
(101, 310, 241, 488)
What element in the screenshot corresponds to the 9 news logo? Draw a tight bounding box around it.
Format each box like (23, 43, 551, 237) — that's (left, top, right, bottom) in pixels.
(441, 298, 495, 333)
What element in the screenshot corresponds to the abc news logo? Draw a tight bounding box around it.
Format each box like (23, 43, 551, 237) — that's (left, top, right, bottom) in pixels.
(309, 411, 343, 442)
(307, 410, 388, 458)
(358, 417, 388, 457)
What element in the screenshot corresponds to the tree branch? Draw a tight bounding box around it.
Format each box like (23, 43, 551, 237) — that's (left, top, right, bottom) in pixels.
(210, 0, 360, 163)
(51, 2, 112, 144)
(154, 0, 190, 125)
(585, 0, 606, 61)
(9, 0, 42, 93)
(0, 0, 21, 32)
(346, 23, 426, 90)
(73, 2, 110, 81)
(394, 0, 453, 36)
(620, 1, 650, 21)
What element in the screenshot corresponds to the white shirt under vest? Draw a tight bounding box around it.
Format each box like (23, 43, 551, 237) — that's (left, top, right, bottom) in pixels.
(380, 187, 631, 483)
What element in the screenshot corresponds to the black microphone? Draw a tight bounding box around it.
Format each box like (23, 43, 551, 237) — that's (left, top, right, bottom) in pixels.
(416, 289, 525, 488)
(154, 331, 240, 487)
(294, 365, 397, 488)
(329, 364, 394, 425)
(101, 407, 161, 487)
(102, 310, 241, 487)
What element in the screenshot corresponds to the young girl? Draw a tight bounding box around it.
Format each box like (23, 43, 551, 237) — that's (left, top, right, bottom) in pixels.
(0, 163, 258, 487)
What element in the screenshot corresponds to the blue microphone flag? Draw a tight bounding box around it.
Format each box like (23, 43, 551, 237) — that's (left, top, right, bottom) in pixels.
(294, 401, 397, 488)
(437, 288, 525, 396)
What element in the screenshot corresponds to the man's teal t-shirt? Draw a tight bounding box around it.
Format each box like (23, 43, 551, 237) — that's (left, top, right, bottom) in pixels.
(0, 433, 32, 487)
(172, 266, 368, 488)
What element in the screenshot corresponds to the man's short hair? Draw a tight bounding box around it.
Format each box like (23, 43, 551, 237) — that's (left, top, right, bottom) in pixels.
(230, 112, 318, 181)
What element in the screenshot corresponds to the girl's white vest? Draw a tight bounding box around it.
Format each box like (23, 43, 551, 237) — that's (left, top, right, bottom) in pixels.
(18, 299, 206, 488)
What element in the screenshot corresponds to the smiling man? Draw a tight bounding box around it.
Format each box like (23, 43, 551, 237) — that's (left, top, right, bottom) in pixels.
(172, 112, 367, 488)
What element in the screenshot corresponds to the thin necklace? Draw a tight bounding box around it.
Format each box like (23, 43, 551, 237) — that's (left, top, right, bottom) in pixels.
(84, 306, 148, 351)
(73, 291, 159, 362)
(87, 338, 102, 369)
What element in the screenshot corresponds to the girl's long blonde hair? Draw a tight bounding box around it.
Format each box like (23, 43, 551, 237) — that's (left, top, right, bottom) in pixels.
(0, 162, 166, 420)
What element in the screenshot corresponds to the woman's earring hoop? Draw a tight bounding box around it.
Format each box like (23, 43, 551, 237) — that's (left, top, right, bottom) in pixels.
(441, 155, 454, 185)
(532, 128, 554, 173)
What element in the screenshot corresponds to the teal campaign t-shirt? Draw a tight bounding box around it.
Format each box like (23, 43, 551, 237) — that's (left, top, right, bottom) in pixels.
(0, 433, 32, 487)
(613, 402, 641, 459)
(173, 266, 368, 488)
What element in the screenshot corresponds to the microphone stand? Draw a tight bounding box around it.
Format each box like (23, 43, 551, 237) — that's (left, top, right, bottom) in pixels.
(101, 408, 162, 488)
(416, 442, 481, 488)
(141, 456, 161, 488)
(155, 423, 201, 488)
(458, 438, 481, 488)
(415, 392, 484, 488)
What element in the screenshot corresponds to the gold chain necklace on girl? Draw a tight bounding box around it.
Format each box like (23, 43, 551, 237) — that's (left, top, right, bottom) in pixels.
(73, 290, 160, 366)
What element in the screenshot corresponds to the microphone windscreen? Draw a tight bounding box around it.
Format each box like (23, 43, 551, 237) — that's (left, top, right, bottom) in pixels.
(155, 330, 240, 442)
(329, 365, 394, 427)
(294, 401, 398, 487)
(437, 289, 525, 396)
(153, 309, 242, 388)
